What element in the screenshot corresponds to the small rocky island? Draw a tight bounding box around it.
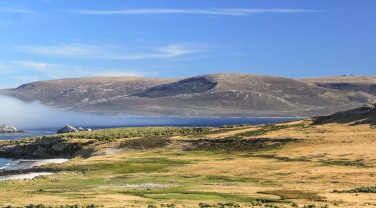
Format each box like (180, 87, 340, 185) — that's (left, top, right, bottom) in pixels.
(57, 124, 91, 134)
(0, 124, 26, 133)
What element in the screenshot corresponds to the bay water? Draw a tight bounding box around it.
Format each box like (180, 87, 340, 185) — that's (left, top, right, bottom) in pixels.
(0, 158, 11, 169)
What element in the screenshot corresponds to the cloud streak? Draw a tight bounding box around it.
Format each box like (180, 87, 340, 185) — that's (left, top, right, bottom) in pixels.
(66, 8, 320, 16)
(14, 43, 203, 60)
(13, 60, 69, 78)
(0, 7, 33, 14)
(0, 61, 147, 89)
(92, 71, 142, 77)
(13, 60, 144, 79)
(0, 63, 13, 75)
(15, 61, 58, 71)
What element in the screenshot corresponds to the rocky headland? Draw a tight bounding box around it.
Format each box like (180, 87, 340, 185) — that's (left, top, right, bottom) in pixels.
(0, 124, 25, 134)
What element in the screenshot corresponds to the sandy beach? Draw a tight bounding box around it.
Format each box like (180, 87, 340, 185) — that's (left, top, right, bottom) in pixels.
(0, 172, 54, 180)
(0, 158, 69, 180)
(1, 158, 69, 171)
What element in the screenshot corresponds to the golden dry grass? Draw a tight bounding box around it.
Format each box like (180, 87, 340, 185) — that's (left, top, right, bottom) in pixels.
(1, 119, 376, 207)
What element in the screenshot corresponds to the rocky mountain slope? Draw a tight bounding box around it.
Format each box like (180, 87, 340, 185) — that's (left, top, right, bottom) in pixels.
(1, 73, 375, 117)
(301, 75, 376, 100)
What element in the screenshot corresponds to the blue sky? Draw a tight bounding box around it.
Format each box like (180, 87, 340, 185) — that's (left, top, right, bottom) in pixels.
(0, 0, 375, 88)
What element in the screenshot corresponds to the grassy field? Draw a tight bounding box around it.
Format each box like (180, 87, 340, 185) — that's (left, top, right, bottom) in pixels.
(1, 107, 376, 207)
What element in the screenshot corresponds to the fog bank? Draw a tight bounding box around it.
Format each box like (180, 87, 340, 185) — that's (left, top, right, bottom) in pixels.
(0, 95, 295, 130)
(0, 95, 170, 129)
(0, 96, 133, 129)
(0, 95, 239, 129)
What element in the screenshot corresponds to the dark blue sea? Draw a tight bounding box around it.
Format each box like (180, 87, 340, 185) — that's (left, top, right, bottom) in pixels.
(0, 117, 300, 169)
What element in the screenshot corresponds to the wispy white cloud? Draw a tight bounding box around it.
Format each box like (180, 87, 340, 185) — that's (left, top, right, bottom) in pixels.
(15, 61, 58, 71)
(0, 63, 13, 74)
(1, 60, 148, 88)
(14, 44, 108, 58)
(92, 71, 142, 77)
(154, 44, 202, 57)
(14, 43, 204, 60)
(66, 8, 320, 16)
(0, 62, 40, 88)
(14, 60, 144, 78)
(13, 61, 66, 78)
(14, 76, 40, 84)
(0, 7, 33, 14)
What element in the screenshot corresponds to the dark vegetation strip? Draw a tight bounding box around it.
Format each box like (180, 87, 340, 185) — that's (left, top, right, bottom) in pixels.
(119, 136, 171, 150)
(254, 154, 310, 162)
(333, 186, 376, 193)
(320, 158, 370, 168)
(126, 190, 281, 204)
(40, 127, 213, 141)
(185, 138, 299, 152)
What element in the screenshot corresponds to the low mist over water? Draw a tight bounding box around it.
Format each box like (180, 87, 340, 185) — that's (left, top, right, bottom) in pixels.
(0, 95, 132, 129)
(0, 95, 298, 130)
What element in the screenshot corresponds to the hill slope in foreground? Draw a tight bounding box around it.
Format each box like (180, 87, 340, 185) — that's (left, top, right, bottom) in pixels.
(1, 104, 376, 207)
(2, 73, 376, 117)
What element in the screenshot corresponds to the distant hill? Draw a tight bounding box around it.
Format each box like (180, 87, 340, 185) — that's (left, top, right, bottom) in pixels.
(301, 75, 376, 100)
(1, 73, 375, 117)
(313, 103, 376, 125)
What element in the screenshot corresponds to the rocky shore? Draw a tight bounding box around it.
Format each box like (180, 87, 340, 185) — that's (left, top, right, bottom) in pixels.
(57, 124, 91, 134)
(0, 124, 25, 133)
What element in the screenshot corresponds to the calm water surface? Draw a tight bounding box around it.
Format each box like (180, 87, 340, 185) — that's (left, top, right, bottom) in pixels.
(0, 158, 11, 169)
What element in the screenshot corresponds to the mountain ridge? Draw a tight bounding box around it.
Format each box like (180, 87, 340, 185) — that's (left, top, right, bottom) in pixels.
(1, 73, 375, 117)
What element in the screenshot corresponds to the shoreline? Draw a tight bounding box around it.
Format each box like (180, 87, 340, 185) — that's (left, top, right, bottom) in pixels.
(0, 158, 69, 180)
(0, 131, 26, 134)
(0, 172, 53, 180)
(1, 158, 69, 171)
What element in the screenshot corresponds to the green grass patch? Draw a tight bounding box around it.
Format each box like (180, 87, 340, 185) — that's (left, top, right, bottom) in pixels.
(144, 193, 223, 200)
(44, 158, 191, 174)
(258, 190, 326, 201)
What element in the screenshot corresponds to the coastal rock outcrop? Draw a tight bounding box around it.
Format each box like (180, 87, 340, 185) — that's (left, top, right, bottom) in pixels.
(361, 103, 376, 110)
(57, 125, 78, 134)
(0, 124, 25, 133)
(57, 124, 91, 134)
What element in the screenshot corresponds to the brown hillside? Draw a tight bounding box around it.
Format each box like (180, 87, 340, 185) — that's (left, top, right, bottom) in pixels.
(1, 73, 373, 117)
